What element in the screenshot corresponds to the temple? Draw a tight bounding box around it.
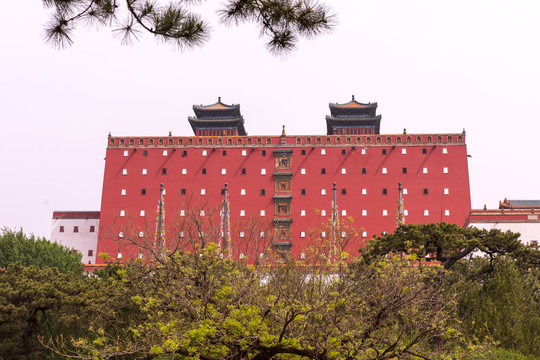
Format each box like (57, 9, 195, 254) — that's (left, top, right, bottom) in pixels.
(188, 97, 247, 136)
(56, 97, 473, 266)
(326, 95, 381, 135)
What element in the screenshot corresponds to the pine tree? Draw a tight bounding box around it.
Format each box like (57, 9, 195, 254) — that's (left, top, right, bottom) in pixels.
(42, 0, 335, 55)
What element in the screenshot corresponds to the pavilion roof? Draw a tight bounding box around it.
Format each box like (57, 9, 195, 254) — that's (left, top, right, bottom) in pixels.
(500, 199, 540, 209)
(192, 97, 241, 119)
(329, 96, 378, 117)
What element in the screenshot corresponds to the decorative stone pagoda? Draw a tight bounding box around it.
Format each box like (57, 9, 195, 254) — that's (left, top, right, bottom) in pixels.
(326, 95, 381, 135)
(188, 97, 247, 136)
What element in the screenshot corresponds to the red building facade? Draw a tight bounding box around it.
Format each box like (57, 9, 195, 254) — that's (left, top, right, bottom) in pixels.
(96, 98, 471, 262)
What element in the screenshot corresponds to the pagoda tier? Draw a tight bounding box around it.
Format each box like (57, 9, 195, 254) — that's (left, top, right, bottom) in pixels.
(326, 96, 381, 135)
(188, 97, 247, 136)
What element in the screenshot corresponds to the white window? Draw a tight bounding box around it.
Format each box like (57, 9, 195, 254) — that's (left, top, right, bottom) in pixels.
(362, 188, 367, 195)
(138, 231, 144, 238)
(301, 210, 306, 216)
(142, 168, 147, 175)
(259, 231, 265, 237)
(382, 168, 387, 174)
(180, 210, 185, 216)
(118, 232, 124, 238)
(162, 150, 168, 156)
(442, 148, 448, 154)
(321, 189, 326, 195)
(321, 149, 326, 155)
(162, 188, 166, 195)
(401, 148, 407, 154)
(260, 210, 265, 216)
(221, 168, 226, 175)
(341, 168, 347, 174)
(137, 253, 143, 259)
(140, 210, 145, 216)
(403, 188, 408, 195)
(261, 168, 266, 175)
(200, 189, 206, 195)
(362, 231, 367, 238)
(321, 210, 326, 216)
(300, 231, 306, 238)
(122, 169, 128, 175)
(240, 189, 246, 195)
(424, 210, 429, 216)
(200, 210, 205, 216)
(121, 189, 126, 196)
(202, 150, 207, 156)
(300, 253, 306, 259)
(423, 167, 428, 174)
(444, 210, 450, 216)
(321, 231, 326, 238)
(341, 210, 347, 216)
(240, 210, 245, 216)
(361, 148, 367, 155)
(239, 231, 245, 238)
(120, 210, 125, 217)
(404, 209, 409, 216)
(242, 150, 247, 156)
(444, 188, 449, 195)
(301, 168, 306, 174)
(182, 168, 187, 175)
(117, 253, 123, 259)
(382, 210, 388, 216)
(341, 231, 347, 238)
(443, 167, 449, 174)
(123, 150, 129, 157)
(362, 210, 367, 216)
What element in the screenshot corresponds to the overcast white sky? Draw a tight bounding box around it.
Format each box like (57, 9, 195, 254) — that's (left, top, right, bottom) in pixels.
(1, 1, 539, 238)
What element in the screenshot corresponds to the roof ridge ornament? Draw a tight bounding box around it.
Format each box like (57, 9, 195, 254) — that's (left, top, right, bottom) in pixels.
(218, 96, 221, 103)
(281, 125, 286, 136)
(352, 95, 355, 101)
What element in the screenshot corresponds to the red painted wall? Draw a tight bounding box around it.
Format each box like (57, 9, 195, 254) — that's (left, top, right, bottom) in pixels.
(97, 134, 471, 261)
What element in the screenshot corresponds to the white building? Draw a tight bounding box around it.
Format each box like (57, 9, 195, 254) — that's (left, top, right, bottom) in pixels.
(466, 199, 540, 248)
(51, 211, 100, 264)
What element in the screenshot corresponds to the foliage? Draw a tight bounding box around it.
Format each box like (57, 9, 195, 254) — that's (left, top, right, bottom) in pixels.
(0, 228, 83, 274)
(362, 222, 536, 270)
(42, 0, 336, 55)
(51, 245, 461, 359)
(0, 263, 99, 359)
(453, 257, 540, 357)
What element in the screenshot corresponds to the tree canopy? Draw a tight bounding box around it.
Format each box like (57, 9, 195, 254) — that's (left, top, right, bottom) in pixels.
(42, 0, 336, 55)
(362, 222, 538, 270)
(0, 228, 83, 273)
(51, 245, 462, 360)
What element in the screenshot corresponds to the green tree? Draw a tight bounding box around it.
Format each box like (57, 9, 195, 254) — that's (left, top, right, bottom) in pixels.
(362, 222, 537, 270)
(53, 245, 462, 360)
(42, 0, 336, 54)
(0, 263, 99, 359)
(0, 228, 83, 273)
(453, 257, 540, 357)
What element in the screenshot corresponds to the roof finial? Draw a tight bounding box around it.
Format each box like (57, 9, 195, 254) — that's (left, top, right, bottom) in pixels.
(352, 95, 355, 101)
(218, 96, 221, 103)
(281, 125, 286, 136)
(403, 128, 407, 135)
(108, 132, 111, 138)
(462, 128, 466, 134)
(168, 131, 172, 136)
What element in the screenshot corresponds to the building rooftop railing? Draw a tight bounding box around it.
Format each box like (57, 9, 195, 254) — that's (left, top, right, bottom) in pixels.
(107, 132, 467, 148)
